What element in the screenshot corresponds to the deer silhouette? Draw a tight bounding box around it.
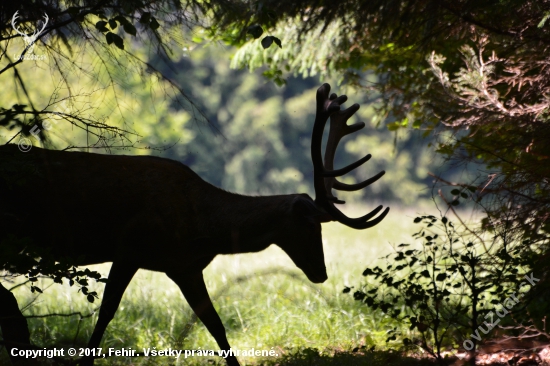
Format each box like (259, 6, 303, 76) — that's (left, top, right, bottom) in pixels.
(0, 84, 388, 365)
(11, 11, 48, 56)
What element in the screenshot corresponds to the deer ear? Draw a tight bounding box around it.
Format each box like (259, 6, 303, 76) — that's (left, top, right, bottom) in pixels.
(291, 196, 333, 222)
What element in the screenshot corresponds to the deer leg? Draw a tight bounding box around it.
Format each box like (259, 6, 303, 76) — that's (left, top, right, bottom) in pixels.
(167, 271, 240, 366)
(0, 282, 40, 365)
(81, 263, 138, 366)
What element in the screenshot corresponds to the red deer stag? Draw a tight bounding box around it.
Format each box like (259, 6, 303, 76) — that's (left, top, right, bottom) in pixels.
(0, 84, 388, 366)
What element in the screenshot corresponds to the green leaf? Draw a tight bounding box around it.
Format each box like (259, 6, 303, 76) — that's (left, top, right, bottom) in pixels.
(123, 23, 137, 36)
(539, 12, 550, 28)
(387, 121, 402, 131)
(106, 32, 124, 49)
(140, 12, 152, 24)
(95, 21, 109, 33)
(149, 17, 160, 30)
(78, 279, 89, 286)
(436, 143, 454, 155)
(451, 189, 460, 195)
(247, 24, 264, 39)
(436, 273, 447, 281)
(272, 36, 282, 48)
(413, 217, 422, 223)
(113, 15, 129, 25)
(12, 104, 27, 112)
(108, 19, 117, 30)
(420, 270, 430, 278)
(261, 36, 274, 49)
(87, 294, 95, 303)
(273, 76, 287, 86)
(92, 11, 107, 20)
(363, 268, 374, 276)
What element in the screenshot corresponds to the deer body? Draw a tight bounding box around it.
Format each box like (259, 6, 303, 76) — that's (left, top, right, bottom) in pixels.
(0, 144, 328, 275)
(0, 145, 326, 366)
(0, 84, 388, 366)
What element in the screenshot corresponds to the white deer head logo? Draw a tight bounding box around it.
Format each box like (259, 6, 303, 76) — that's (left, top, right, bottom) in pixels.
(11, 11, 49, 55)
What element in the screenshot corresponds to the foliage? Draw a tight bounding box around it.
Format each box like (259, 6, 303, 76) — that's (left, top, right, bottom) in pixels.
(2, 0, 445, 149)
(1, 236, 107, 303)
(0, 0, 292, 149)
(347, 214, 538, 363)
(427, 40, 550, 244)
(230, 0, 550, 246)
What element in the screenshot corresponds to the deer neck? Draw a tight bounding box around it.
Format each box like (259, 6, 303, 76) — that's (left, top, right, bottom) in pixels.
(201, 191, 297, 254)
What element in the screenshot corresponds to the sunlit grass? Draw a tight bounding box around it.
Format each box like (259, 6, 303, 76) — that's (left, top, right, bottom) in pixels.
(2, 206, 432, 365)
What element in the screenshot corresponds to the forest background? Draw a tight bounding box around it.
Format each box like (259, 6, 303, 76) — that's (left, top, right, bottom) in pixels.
(1, 1, 549, 365)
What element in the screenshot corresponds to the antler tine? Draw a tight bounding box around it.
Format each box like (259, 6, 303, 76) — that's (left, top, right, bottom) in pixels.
(323, 103, 364, 203)
(323, 101, 386, 202)
(11, 11, 28, 37)
(37, 13, 49, 36)
(332, 171, 386, 191)
(311, 83, 389, 230)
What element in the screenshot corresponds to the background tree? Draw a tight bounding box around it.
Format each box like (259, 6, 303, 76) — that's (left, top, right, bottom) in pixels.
(3, 0, 550, 362)
(232, 0, 550, 245)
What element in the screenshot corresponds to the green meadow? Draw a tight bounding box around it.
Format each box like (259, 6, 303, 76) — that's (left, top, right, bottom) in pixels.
(2, 206, 438, 365)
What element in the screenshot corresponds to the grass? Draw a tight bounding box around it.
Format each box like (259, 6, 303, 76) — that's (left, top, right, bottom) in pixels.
(1, 206, 431, 365)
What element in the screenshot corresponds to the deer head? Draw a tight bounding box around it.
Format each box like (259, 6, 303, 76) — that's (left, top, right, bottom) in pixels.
(11, 11, 49, 54)
(274, 83, 389, 284)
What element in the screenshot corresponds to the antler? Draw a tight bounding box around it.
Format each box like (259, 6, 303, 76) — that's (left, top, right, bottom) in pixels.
(11, 11, 49, 38)
(33, 13, 50, 37)
(35, 13, 49, 37)
(11, 11, 29, 37)
(311, 83, 389, 229)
